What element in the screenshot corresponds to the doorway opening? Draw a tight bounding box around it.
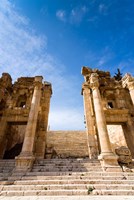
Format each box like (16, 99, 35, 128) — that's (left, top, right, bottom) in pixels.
(3, 122, 27, 159)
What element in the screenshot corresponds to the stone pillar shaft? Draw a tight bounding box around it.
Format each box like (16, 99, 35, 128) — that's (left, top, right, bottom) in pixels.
(122, 74, 134, 105)
(128, 83, 134, 105)
(0, 117, 7, 158)
(90, 73, 120, 171)
(21, 77, 42, 155)
(83, 85, 98, 159)
(15, 76, 43, 171)
(92, 87, 112, 154)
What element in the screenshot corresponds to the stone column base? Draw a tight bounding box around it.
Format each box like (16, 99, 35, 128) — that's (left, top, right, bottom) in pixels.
(98, 153, 122, 172)
(15, 154, 35, 172)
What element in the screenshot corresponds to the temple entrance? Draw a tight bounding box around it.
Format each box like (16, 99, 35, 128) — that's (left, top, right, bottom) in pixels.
(3, 123, 26, 159)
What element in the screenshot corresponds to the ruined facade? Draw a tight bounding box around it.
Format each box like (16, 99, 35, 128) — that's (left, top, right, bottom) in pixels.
(0, 68, 134, 172)
(0, 73, 52, 170)
(81, 67, 134, 170)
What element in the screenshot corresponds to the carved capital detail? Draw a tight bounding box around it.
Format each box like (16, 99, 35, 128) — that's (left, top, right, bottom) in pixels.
(122, 73, 134, 89)
(90, 73, 99, 90)
(82, 83, 90, 90)
(127, 81, 134, 91)
(34, 81, 42, 90)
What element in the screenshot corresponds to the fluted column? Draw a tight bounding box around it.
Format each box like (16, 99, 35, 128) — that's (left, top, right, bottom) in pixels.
(90, 73, 120, 171)
(15, 76, 43, 171)
(82, 84, 98, 159)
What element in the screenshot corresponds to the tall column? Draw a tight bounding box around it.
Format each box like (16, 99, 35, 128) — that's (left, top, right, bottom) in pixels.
(82, 84, 98, 159)
(15, 76, 43, 171)
(90, 73, 120, 171)
(0, 116, 7, 158)
(35, 83, 52, 158)
(122, 73, 134, 105)
(127, 82, 134, 105)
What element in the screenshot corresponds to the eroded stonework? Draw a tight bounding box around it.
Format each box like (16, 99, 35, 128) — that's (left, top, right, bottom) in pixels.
(81, 67, 134, 169)
(0, 68, 134, 172)
(0, 73, 52, 170)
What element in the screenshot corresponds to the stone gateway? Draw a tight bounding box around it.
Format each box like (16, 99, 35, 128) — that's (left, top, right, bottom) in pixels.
(0, 68, 134, 196)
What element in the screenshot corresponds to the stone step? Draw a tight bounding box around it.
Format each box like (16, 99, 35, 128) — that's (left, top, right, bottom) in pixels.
(21, 175, 134, 180)
(92, 190, 134, 195)
(26, 171, 134, 176)
(13, 179, 134, 185)
(33, 163, 101, 167)
(0, 169, 13, 172)
(1, 189, 134, 196)
(32, 167, 102, 172)
(0, 161, 15, 165)
(2, 184, 134, 191)
(35, 159, 99, 163)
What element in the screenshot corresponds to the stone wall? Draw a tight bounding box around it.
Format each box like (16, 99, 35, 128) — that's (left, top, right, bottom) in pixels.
(46, 131, 89, 158)
(107, 125, 127, 152)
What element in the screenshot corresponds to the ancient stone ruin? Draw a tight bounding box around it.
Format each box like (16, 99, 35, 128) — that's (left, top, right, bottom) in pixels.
(0, 73, 52, 170)
(0, 68, 134, 196)
(0, 68, 134, 171)
(81, 67, 134, 170)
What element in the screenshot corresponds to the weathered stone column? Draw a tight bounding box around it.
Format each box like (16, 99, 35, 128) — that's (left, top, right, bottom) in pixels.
(15, 76, 43, 171)
(0, 116, 7, 158)
(82, 83, 98, 159)
(35, 82, 52, 158)
(122, 73, 134, 105)
(90, 73, 120, 171)
(127, 82, 134, 105)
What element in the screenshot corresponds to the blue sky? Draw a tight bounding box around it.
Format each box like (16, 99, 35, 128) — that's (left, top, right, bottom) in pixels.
(0, 0, 134, 130)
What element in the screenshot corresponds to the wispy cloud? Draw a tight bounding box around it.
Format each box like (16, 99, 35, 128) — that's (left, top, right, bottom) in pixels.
(70, 6, 88, 24)
(85, 47, 114, 68)
(99, 4, 107, 14)
(117, 59, 134, 76)
(56, 10, 66, 22)
(0, 0, 85, 130)
(56, 5, 88, 25)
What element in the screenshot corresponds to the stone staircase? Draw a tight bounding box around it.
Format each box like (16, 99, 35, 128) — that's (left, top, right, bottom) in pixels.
(0, 158, 134, 196)
(0, 160, 15, 181)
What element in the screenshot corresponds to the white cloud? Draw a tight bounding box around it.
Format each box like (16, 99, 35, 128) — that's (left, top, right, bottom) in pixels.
(56, 10, 66, 22)
(70, 6, 88, 24)
(0, 0, 85, 130)
(56, 6, 88, 24)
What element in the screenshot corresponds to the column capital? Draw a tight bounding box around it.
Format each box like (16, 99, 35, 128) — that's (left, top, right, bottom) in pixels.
(90, 73, 99, 90)
(127, 81, 134, 91)
(81, 83, 90, 95)
(34, 80, 42, 89)
(35, 76, 43, 82)
(122, 73, 134, 88)
(82, 83, 90, 90)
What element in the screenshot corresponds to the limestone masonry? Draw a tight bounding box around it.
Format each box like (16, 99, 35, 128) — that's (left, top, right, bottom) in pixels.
(0, 68, 134, 196)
